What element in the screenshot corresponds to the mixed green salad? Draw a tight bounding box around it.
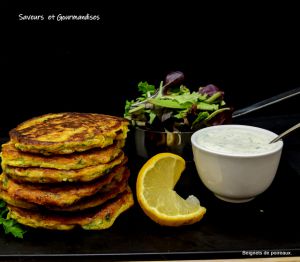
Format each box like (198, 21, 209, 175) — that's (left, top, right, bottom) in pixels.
(124, 71, 232, 132)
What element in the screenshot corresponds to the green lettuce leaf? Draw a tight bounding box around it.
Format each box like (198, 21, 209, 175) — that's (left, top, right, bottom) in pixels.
(0, 200, 26, 239)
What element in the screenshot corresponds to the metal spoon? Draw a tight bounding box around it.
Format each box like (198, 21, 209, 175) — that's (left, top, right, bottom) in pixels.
(269, 122, 300, 143)
(232, 87, 300, 118)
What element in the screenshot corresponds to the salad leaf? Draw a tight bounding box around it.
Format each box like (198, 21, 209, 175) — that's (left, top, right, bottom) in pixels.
(205, 91, 223, 103)
(205, 108, 233, 126)
(0, 200, 26, 238)
(197, 102, 219, 111)
(124, 100, 135, 117)
(167, 85, 190, 96)
(191, 112, 210, 130)
(137, 81, 156, 99)
(199, 84, 224, 98)
(174, 108, 189, 119)
(165, 71, 185, 86)
(170, 92, 200, 105)
(149, 112, 156, 124)
(163, 71, 185, 95)
(148, 98, 186, 109)
(161, 111, 173, 122)
(124, 72, 232, 131)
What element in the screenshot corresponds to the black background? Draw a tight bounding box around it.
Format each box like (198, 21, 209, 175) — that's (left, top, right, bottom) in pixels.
(2, 3, 300, 135)
(1, 4, 300, 260)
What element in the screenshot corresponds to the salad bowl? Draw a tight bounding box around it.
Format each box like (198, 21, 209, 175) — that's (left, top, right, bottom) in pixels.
(125, 71, 232, 160)
(134, 127, 194, 160)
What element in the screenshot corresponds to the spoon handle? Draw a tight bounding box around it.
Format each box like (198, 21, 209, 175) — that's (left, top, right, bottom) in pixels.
(233, 87, 300, 118)
(270, 122, 300, 143)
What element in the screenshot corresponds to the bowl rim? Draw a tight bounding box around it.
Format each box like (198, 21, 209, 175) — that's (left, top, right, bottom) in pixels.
(191, 124, 283, 158)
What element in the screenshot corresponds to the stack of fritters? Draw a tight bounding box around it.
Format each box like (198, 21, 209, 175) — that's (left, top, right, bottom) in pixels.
(0, 112, 134, 230)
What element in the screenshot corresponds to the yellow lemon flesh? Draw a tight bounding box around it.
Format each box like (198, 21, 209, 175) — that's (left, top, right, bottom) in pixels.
(136, 153, 206, 226)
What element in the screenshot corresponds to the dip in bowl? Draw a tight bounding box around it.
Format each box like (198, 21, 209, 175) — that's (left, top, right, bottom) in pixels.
(191, 125, 283, 203)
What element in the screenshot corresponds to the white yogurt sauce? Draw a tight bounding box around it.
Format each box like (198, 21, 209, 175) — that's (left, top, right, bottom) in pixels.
(196, 126, 279, 155)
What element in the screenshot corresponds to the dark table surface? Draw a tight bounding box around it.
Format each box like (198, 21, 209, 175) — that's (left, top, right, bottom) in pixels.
(0, 114, 300, 261)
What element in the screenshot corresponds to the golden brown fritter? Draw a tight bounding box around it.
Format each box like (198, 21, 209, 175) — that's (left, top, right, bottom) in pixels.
(0, 169, 129, 212)
(51, 172, 129, 212)
(0, 112, 133, 232)
(3, 154, 126, 183)
(9, 113, 129, 155)
(0, 186, 36, 209)
(0, 165, 128, 207)
(8, 187, 134, 230)
(1, 140, 125, 170)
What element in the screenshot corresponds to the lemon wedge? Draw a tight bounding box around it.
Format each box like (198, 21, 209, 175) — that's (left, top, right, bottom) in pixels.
(136, 153, 206, 226)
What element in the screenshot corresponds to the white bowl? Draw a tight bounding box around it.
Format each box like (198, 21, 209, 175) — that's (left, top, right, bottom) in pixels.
(191, 125, 283, 203)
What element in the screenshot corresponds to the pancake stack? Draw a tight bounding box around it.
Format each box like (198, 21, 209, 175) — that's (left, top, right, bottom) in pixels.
(0, 112, 134, 230)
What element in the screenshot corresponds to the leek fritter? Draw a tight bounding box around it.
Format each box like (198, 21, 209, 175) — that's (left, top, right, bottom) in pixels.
(4, 153, 126, 183)
(1, 140, 125, 170)
(9, 113, 129, 155)
(0, 186, 36, 210)
(1, 166, 128, 207)
(0, 169, 129, 212)
(8, 188, 134, 230)
(51, 172, 129, 212)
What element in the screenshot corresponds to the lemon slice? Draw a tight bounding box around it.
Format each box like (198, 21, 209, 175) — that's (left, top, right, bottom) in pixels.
(136, 153, 206, 226)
